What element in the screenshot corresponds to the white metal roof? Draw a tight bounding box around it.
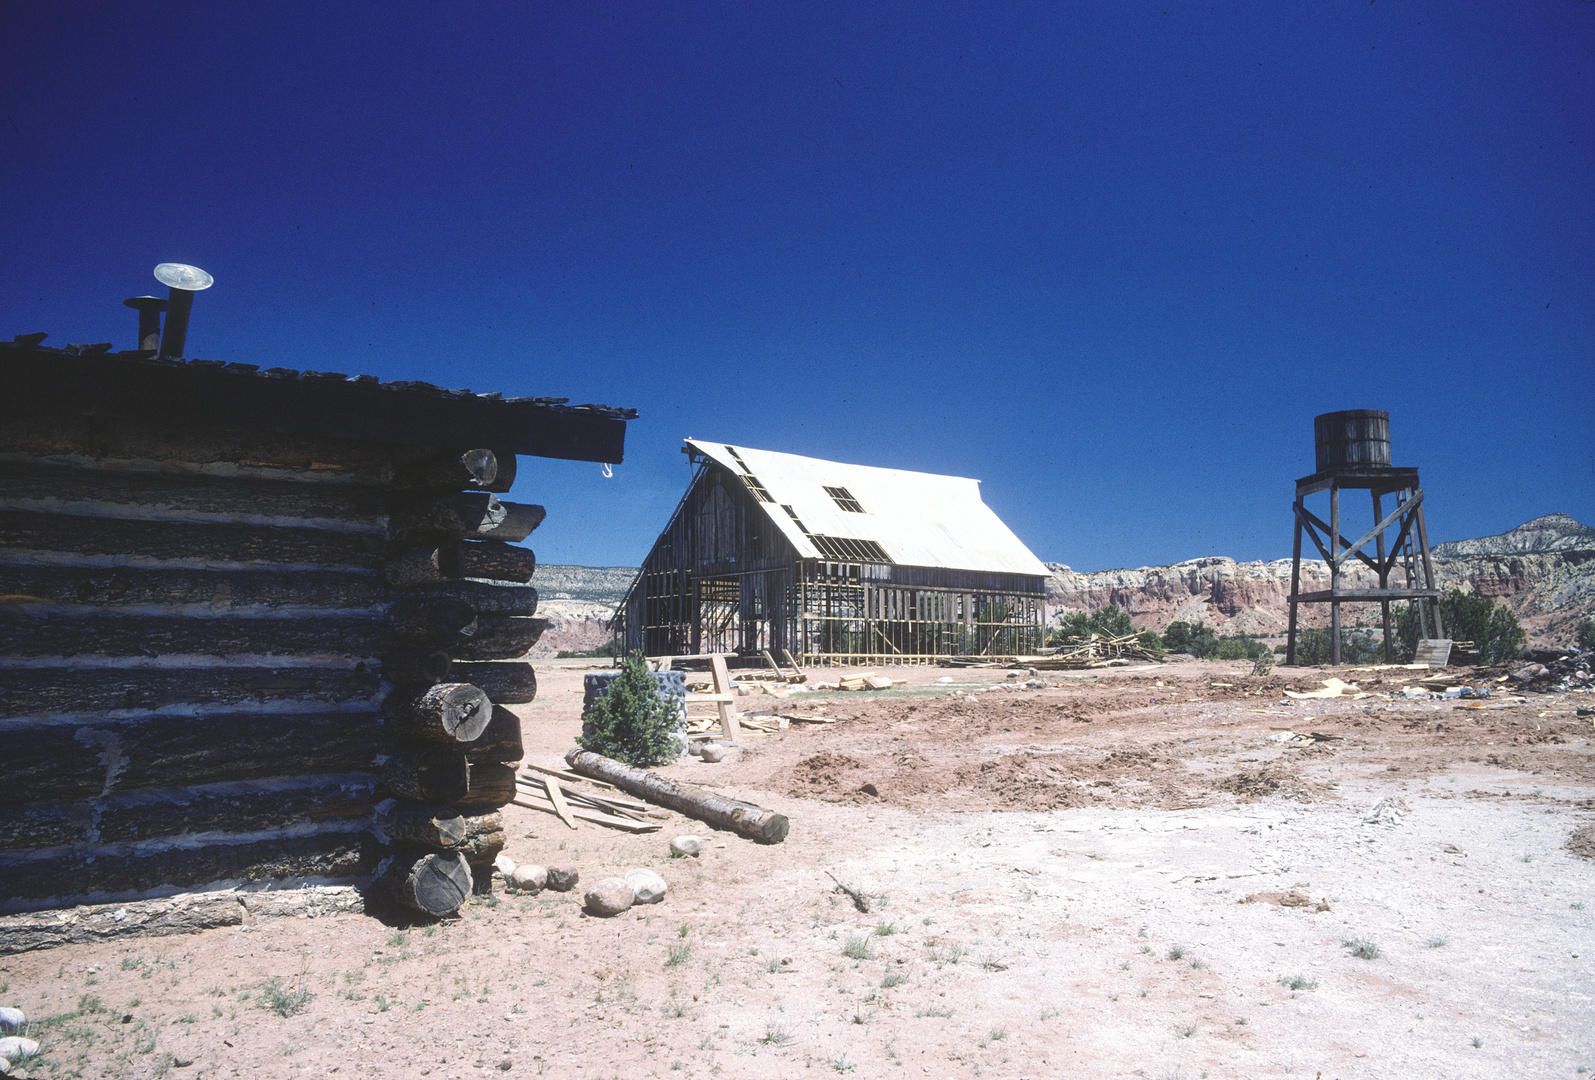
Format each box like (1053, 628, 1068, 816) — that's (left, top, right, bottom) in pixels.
(685, 439, 1050, 577)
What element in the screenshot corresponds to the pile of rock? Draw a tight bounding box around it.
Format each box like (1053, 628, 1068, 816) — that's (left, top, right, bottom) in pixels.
(1509, 649, 1593, 692)
(1, 1006, 39, 1077)
(490, 836, 704, 918)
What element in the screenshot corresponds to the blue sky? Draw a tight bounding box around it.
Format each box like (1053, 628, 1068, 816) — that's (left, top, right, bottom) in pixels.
(4, 2, 1591, 570)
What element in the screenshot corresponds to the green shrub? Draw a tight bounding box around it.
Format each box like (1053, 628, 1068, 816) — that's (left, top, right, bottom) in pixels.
(576, 652, 680, 767)
(1162, 619, 1218, 658)
(1290, 627, 1385, 665)
(1209, 634, 1271, 661)
(1574, 618, 1594, 652)
(1396, 589, 1525, 665)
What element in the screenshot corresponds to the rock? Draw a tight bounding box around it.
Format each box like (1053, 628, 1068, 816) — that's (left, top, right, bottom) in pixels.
(1363, 797, 1408, 825)
(669, 835, 704, 858)
(508, 864, 547, 893)
(0, 1010, 21, 1035)
(687, 741, 703, 757)
(699, 743, 726, 763)
(624, 868, 668, 904)
(935, 676, 954, 684)
(583, 877, 634, 917)
(493, 853, 516, 879)
(1024, 679, 1046, 689)
(545, 866, 580, 892)
(0, 1037, 39, 1063)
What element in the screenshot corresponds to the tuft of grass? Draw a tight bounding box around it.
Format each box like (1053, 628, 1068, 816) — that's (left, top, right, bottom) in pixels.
(1166, 945, 1185, 961)
(761, 1024, 794, 1046)
(1189, 959, 1205, 970)
(873, 921, 897, 937)
(666, 943, 691, 967)
(259, 977, 313, 1018)
(842, 936, 875, 961)
(1343, 938, 1381, 960)
(880, 971, 907, 988)
(832, 1055, 856, 1073)
(121, 956, 144, 971)
(1426, 936, 1448, 948)
(927, 943, 964, 966)
(1471, 1036, 1483, 1049)
(1278, 974, 1317, 991)
(1178, 1025, 1196, 1038)
(916, 1005, 953, 1018)
(988, 1028, 1006, 1042)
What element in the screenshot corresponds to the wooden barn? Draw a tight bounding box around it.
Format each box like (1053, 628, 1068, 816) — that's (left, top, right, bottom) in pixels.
(0, 333, 630, 919)
(617, 440, 1049, 665)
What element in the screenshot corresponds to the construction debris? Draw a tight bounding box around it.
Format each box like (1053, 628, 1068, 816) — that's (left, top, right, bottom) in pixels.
(1283, 677, 1367, 700)
(512, 766, 670, 832)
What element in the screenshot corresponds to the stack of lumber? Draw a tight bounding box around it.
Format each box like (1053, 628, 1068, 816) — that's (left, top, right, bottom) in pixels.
(837, 673, 903, 691)
(511, 763, 668, 832)
(1032, 633, 1164, 669)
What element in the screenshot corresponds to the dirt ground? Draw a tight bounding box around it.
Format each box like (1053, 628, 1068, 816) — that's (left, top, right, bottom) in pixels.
(3, 658, 1593, 1079)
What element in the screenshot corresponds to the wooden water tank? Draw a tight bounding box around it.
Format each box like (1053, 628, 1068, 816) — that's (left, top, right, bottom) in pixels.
(1313, 409, 1390, 473)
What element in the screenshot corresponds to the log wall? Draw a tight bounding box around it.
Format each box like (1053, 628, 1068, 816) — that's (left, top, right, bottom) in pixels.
(0, 419, 540, 915)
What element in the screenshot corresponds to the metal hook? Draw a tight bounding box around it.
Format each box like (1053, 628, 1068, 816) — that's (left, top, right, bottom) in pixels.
(601, 463, 613, 479)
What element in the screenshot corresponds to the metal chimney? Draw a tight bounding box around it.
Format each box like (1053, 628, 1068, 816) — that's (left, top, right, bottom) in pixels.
(152, 263, 214, 358)
(122, 296, 168, 352)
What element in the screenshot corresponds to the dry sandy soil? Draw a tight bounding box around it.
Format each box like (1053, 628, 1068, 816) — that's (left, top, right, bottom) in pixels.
(3, 658, 1593, 1080)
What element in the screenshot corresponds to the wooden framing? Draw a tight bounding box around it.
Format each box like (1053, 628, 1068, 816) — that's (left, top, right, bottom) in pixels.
(617, 456, 1046, 665)
(1285, 465, 1444, 666)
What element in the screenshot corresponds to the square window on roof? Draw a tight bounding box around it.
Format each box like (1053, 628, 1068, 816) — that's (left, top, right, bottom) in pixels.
(824, 486, 866, 513)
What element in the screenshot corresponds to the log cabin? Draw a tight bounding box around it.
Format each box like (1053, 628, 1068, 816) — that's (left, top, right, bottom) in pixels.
(0, 334, 630, 918)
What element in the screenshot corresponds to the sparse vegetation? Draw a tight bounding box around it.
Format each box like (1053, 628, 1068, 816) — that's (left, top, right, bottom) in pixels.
(1278, 974, 1318, 991)
(259, 977, 313, 1018)
(666, 943, 691, 967)
(1166, 945, 1185, 961)
(1343, 938, 1381, 960)
(842, 935, 875, 961)
(761, 1023, 794, 1046)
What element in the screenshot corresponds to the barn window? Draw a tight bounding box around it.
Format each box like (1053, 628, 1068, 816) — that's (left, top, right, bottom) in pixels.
(824, 486, 866, 513)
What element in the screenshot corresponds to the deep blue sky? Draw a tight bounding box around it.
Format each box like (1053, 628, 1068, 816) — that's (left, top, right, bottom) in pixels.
(5, 2, 1591, 570)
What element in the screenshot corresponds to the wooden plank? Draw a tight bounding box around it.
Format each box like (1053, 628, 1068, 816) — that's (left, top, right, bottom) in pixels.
(1414, 639, 1453, 667)
(707, 653, 741, 741)
(509, 794, 662, 832)
(521, 762, 620, 792)
(0, 345, 630, 464)
(540, 775, 579, 830)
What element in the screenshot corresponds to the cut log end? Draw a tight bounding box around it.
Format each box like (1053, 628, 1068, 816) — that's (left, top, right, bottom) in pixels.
(377, 851, 473, 918)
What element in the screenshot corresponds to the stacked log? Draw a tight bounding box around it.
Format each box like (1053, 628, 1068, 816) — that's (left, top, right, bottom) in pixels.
(0, 426, 538, 919)
(377, 448, 544, 910)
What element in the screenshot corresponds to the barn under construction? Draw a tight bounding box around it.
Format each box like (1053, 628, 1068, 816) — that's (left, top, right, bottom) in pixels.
(617, 441, 1049, 665)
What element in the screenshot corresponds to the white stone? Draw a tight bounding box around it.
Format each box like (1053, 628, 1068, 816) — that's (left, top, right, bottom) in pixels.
(698, 743, 726, 763)
(583, 877, 635, 917)
(493, 853, 516, 878)
(0, 1010, 21, 1036)
(624, 868, 668, 904)
(0, 1037, 39, 1063)
(508, 864, 547, 893)
(669, 835, 704, 858)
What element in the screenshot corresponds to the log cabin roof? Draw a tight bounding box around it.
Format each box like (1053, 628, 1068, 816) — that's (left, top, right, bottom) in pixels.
(0, 340, 632, 463)
(685, 439, 1050, 578)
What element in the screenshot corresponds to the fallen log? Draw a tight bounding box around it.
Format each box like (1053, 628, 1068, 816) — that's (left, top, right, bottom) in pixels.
(564, 749, 789, 844)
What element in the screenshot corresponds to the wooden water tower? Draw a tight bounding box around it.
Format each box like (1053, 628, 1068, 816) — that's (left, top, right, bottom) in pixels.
(1285, 410, 1446, 665)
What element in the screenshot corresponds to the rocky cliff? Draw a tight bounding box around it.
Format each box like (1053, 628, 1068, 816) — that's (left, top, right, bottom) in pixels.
(1046, 514, 1595, 646)
(527, 565, 637, 657)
